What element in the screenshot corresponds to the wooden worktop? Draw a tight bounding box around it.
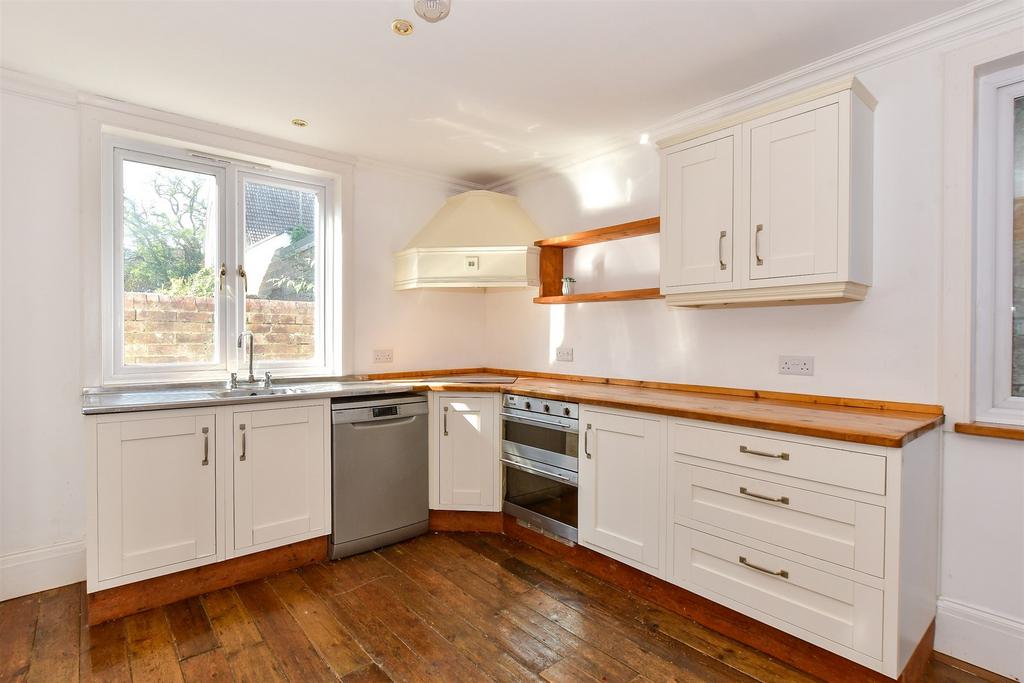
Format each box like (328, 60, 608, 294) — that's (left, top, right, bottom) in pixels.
(381, 369, 944, 448)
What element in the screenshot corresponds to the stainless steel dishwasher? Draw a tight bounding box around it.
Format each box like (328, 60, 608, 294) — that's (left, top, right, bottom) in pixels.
(330, 393, 429, 560)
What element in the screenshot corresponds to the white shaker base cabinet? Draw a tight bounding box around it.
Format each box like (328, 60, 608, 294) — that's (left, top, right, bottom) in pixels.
(429, 392, 501, 511)
(578, 406, 665, 575)
(93, 410, 217, 584)
(230, 403, 328, 555)
(666, 418, 940, 678)
(86, 399, 332, 593)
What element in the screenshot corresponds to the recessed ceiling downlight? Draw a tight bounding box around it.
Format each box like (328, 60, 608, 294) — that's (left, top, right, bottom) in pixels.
(392, 19, 414, 36)
(291, 118, 309, 128)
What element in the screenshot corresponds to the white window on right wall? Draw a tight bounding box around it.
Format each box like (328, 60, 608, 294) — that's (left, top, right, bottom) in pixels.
(976, 64, 1024, 425)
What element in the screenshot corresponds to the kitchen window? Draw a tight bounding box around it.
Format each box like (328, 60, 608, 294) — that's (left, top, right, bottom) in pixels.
(975, 65, 1024, 425)
(106, 140, 337, 383)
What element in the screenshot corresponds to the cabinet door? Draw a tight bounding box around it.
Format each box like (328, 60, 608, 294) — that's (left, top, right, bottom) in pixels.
(579, 408, 663, 571)
(96, 413, 216, 581)
(748, 104, 839, 280)
(662, 134, 735, 290)
(438, 395, 496, 509)
(233, 404, 326, 550)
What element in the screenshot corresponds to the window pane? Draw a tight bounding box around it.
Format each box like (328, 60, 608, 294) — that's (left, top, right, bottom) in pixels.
(1013, 97, 1024, 397)
(243, 180, 319, 363)
(122, 159, 218, 366)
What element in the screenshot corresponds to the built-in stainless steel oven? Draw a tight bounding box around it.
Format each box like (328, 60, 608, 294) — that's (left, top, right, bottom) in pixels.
(501, 394, 579, 542)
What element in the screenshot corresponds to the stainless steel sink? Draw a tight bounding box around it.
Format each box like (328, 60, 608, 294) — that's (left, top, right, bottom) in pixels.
(215, 387, 296, 398)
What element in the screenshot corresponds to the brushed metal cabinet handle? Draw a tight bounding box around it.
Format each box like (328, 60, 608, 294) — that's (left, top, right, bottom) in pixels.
(239, 423, 247, 461)
(739, 486, 788, 505)
(739, 556, 789, 579)
(719, 230, 727, 270)
(754, 224, 765, 266)
(739, 445, 789, 461)
(443, 406, 448, 436)
(584, 423, 592, 459)
(201, 426, 209, 466)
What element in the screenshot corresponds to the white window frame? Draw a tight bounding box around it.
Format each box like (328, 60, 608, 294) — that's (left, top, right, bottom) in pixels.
(236, 170, 332, 376)
(102, 135, 340, 384)
(974, 65, 1024, 425)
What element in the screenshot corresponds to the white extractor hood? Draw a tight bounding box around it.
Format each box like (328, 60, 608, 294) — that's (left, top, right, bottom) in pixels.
(394, 190, 543, 290)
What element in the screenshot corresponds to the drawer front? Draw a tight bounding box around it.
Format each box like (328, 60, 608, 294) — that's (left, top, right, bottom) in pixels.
(673, 526, 883, 659)
(672, 463, 885, 576)
(671, 423, 886, 495)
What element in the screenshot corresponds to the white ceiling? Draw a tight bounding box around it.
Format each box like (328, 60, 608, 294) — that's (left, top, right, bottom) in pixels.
(1, 0, 967, 186)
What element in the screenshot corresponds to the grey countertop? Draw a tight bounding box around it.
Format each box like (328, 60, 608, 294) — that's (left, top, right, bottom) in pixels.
(80, 374, 519, 415)
(81, 379, 421, 415)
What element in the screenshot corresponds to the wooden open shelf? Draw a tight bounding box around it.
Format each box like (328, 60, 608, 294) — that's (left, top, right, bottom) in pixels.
(534, 288, 664, 305)
(535, 217, 663, 304)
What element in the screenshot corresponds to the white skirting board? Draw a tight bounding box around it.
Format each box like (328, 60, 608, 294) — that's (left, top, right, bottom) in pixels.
(935, 597, 1024, 681)
(1, 539, 86, 601)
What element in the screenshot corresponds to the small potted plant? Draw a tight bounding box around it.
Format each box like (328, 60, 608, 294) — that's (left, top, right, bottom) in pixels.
(561, 276, 576, 296)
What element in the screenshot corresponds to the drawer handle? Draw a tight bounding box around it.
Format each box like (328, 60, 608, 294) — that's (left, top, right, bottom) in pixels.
(718, 230, 727, 270)
(754, 224, 765, 266)
(739, 556, 789, 579)
(739, 445, 789, 461)
(239, 423, 246, 461)
(739, 486, 789, 505)
(443, 406, 448, 436)
(201, 427, 209, 466)
(584, 423, 592, 459)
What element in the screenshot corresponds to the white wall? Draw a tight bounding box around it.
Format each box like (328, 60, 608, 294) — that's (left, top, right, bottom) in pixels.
(352, 164, 486, 374)
(487, 52, 943, 401)
(0, 86, 86, 600)
(484, 39, 1023, 681)
(0, 78, 483, 600)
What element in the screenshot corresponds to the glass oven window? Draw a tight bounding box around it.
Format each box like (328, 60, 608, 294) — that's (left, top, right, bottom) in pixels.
(502, 420, 578, 458)
(504, 466, 577, 529)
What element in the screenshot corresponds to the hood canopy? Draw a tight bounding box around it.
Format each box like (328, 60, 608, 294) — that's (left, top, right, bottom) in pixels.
(394, 190, 543, 290)
(403, 190, 544, 249)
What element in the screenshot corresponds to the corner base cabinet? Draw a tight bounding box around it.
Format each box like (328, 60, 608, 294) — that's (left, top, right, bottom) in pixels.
(428, 392, 501, 511)
(86, 399, 331, 593)
(659, 78, 875, 307)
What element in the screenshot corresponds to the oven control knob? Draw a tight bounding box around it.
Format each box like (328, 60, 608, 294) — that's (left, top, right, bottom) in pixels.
(524, 401, 531, 410)
(543, 404, 550, 413)
(563, 407, 571, 416)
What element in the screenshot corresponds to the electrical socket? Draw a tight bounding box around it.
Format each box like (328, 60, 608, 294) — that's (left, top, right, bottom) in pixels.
(779, 355, 814, 376)
(555, 347, 574, 362)
(373, 348, 394, 363)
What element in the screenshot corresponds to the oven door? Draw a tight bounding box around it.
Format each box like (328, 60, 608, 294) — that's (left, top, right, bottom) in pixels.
(502, 455, 578, 542)
(501, 412, 579, 471)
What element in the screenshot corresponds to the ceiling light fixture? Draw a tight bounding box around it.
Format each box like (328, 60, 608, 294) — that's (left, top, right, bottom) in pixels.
(291, 118, 309, 127)
(414, 0, 451, 23)
(639, 133, 650, 145)
(392, 18, 414, 36)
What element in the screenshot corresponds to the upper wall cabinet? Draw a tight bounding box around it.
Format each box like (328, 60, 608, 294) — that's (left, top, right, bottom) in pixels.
(658, 79, 875, 307)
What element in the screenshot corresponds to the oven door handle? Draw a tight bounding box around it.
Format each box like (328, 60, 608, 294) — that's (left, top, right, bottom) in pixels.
(500, 457, 578, 487)
(500, 412, 578, 433)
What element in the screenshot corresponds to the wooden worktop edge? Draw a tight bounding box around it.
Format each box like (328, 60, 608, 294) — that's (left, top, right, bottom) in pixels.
(374, 368, 944, 448)
(368, 366, 945, 416)
(484, 367, 945, 416)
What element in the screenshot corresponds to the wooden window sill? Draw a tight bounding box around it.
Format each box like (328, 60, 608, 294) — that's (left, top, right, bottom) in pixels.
(954, 421, 1024, 442)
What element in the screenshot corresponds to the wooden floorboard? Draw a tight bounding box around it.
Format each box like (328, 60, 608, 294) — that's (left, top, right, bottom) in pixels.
(2, 531, 1013, 683)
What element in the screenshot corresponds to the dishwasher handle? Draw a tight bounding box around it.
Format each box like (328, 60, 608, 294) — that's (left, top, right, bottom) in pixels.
(332, 402, 427, 425)
(350, 416, 419, 430)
